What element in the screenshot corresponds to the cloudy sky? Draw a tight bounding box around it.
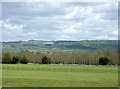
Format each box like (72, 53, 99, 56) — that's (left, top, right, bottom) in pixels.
(1, 2, 118, 41)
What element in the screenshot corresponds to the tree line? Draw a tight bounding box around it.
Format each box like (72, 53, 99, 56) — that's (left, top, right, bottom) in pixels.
(2, 53, 29, 64)
(2, 49, 118, 65)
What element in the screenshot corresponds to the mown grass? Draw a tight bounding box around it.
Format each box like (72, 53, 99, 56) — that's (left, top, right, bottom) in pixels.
(2, 64, 118, 87)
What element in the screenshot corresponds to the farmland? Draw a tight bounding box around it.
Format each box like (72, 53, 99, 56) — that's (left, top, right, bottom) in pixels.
(2, 64, 118, 87)
(1, 40, 118, 52)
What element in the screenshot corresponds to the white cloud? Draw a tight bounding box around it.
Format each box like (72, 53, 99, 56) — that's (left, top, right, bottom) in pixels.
(64, 6, 93, 20)
(86, 6, 93, 14)
(58, 35, 76, 41)
(64, 6, 79, 19)
(2, 20, 25, 33)
(27, 32, 37, 35)
(63, 22, 82, 33)
(93, 36, 110, 40)
(112, 30, 118, 35)
(63, 28, 77, 33)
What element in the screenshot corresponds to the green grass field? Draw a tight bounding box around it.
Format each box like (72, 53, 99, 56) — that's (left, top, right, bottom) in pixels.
(2, 64, 118, 87)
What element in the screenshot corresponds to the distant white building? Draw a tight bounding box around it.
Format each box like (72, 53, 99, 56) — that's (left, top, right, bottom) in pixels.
(28, 63, 32, 64)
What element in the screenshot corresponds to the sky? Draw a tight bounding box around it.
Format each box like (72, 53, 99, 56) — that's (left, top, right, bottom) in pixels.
(1, 2, 118, 41)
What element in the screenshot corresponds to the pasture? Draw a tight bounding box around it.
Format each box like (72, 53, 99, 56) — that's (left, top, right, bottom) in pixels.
(2, 64, 118, 87)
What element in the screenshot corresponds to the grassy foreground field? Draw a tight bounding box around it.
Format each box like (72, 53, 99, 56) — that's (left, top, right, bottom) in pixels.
(2, 64, 118, 87)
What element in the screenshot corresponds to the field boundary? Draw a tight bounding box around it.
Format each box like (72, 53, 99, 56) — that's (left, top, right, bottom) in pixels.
(1, 87, 119, 89)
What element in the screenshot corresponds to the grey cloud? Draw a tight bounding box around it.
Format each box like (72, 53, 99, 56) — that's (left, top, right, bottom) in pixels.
(2, 2, 118, 41)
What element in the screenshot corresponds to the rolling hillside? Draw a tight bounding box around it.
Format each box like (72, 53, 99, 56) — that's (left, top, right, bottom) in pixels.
(1, 40, 118, 52)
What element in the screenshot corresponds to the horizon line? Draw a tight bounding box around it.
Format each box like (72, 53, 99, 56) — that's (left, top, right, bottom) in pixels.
(1, 39, 118, 42)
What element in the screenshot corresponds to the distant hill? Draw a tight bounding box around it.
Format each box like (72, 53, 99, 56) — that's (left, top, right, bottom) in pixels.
(1, 40, 118, 52)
